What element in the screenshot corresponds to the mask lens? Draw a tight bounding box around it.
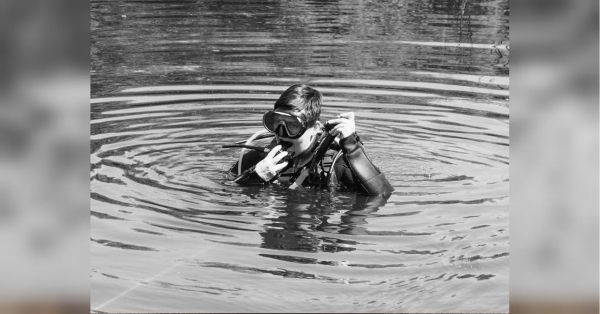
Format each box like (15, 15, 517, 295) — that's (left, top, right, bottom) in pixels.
(263, 111, 278, 132)
(283, 117, 303, 136)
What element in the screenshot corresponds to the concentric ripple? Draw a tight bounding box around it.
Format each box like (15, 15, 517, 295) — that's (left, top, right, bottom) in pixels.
(91, 78, 508, 312)
(91, 0, 508, 312)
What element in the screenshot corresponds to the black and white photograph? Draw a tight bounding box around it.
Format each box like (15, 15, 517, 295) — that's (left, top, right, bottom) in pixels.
(4, 0, 600, 313)
(90, 0, 509, 312)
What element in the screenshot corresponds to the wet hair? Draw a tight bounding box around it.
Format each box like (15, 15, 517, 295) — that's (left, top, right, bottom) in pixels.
(273, 84, 322, 127)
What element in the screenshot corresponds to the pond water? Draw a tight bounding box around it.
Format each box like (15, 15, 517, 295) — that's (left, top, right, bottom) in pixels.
(90, 0, 509, 312)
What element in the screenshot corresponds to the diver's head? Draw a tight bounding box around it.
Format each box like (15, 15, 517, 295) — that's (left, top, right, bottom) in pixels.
(264, 85, 323, 156)
(274, 84, 321, 126)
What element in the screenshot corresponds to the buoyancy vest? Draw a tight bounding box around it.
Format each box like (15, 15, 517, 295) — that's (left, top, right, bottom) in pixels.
(230, 130, 395, 196)
(233, 130, 344, 188)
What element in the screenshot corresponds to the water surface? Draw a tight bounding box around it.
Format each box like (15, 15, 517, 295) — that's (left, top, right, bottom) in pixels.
(91, 0, 509, 312)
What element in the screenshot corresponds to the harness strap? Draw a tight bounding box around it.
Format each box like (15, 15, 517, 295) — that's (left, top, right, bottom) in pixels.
(289, 167, 310, 189)
(289, 149, 343, 189)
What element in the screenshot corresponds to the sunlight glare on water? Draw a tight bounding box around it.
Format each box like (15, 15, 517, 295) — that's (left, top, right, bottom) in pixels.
(91, 0, 509, 312)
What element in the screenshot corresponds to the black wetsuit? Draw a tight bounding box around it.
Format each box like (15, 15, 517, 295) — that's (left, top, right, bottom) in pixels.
(230, 132, 394, 196)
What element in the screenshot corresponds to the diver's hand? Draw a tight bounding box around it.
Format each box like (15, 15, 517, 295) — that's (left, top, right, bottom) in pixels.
(255, 145, 289, 181)
(327, 112, 356, 139)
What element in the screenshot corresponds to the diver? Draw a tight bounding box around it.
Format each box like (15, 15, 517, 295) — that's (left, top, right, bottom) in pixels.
(225, 84, 394, 196)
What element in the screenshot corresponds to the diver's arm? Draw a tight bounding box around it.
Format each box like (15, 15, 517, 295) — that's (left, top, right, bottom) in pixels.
(233, 165, 268, 184)
(338, 133, 394, 196)
(327, 112, 394, 196)
(230, 145, 289, 184)
(229, 150, 268, 184)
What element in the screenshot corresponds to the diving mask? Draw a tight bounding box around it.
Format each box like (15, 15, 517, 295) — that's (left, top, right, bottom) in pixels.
(263, 110, 308, 139)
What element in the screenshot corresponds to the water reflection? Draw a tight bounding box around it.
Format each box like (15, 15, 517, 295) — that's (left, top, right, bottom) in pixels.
(259, 190, 390, 252)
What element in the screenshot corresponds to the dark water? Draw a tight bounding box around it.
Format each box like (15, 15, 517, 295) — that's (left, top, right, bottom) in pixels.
(91, 0, 509, 312)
